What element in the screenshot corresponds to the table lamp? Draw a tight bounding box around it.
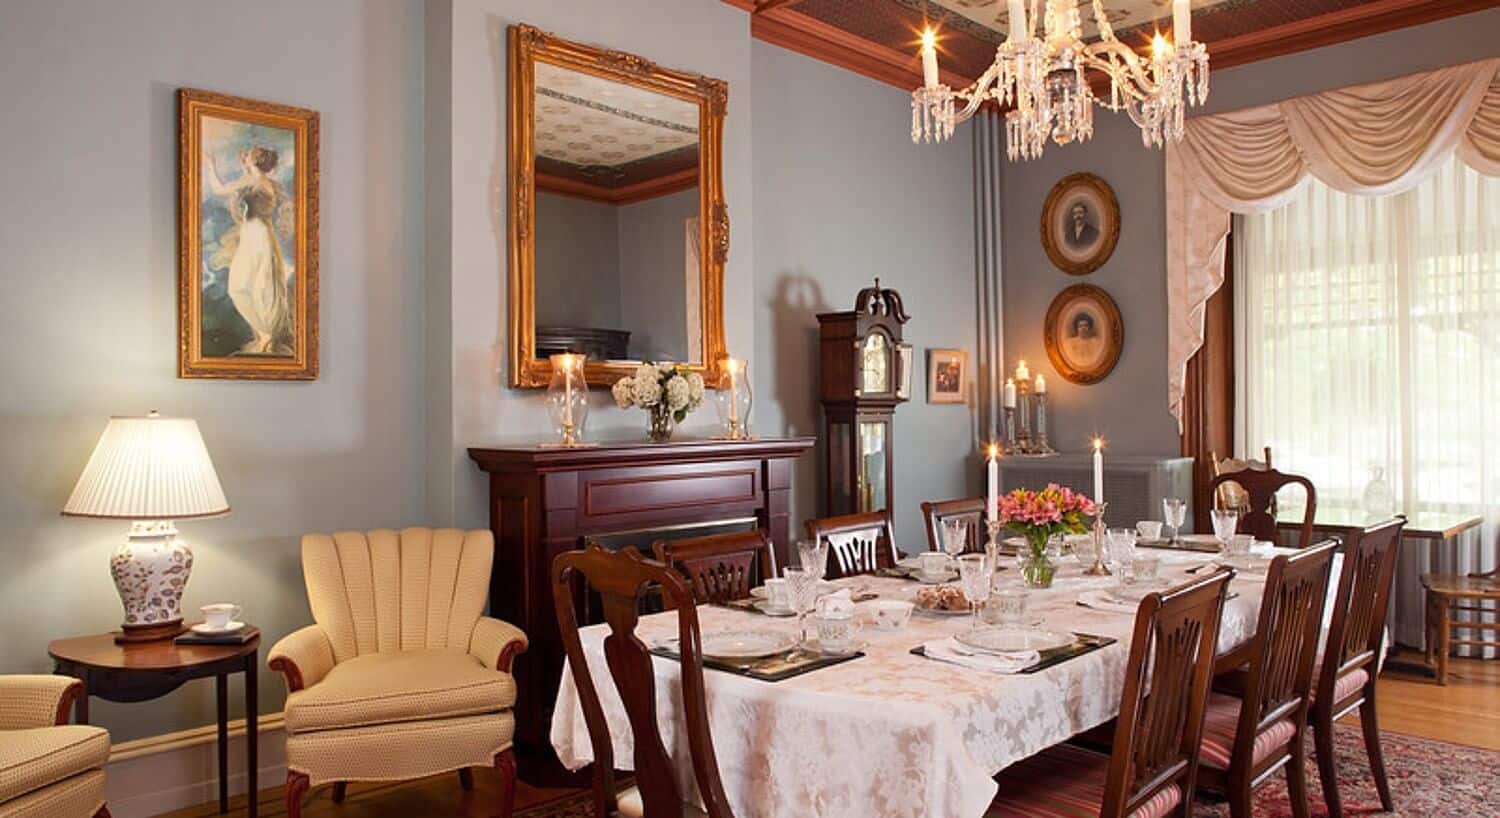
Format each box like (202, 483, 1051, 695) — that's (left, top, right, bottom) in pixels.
(61, 411, 230, 643)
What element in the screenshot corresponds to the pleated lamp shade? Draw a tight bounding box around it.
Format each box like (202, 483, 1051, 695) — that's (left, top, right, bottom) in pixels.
(62, 412, 230, 520)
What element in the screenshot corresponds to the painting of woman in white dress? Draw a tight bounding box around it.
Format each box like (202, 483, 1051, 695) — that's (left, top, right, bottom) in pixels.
(179, 89, 319, 380)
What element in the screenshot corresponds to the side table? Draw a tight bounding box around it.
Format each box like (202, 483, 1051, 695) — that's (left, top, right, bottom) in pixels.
(48, 629, 261, 818)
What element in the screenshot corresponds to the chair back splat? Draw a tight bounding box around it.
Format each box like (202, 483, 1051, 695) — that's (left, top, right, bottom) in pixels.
(805, 510, 897, 578)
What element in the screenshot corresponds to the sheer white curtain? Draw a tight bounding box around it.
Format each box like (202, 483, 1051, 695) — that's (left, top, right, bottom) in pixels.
(1236, 156, 1499, 652)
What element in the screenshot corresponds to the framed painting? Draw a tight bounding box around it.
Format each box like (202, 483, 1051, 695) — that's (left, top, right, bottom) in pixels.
(1044, 284, 1123, 384)
(178, 88, 319, 379)
(927, 348, 966, 404)
(1040, 172, 1119, 275)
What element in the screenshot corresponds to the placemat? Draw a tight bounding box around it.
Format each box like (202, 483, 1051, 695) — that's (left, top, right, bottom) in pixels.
(908, 631, 1115, 674)
(1137, 538, 1221, 554)
(650, 643, 863, 682)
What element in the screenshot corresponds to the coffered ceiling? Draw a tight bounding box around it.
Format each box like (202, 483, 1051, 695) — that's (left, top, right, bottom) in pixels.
(728, 0, 1498, 91)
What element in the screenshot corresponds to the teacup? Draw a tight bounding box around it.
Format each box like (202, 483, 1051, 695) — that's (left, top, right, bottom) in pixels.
(1226, 534, 1254, 559)
(865, 600, 914, 631)
(201, 603, 241, 630)
(812, 611, 862, 653)
(1136, 520, 1164, 541)
(918, 551, 951, 578)
(761, 578, 790, 610)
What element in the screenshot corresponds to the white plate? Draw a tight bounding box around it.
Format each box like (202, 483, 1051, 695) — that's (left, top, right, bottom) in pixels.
(955, 627, 1074, 655)
(800, 637, 867, 657)
(1179, 534, 1223, 547)
(751, 580, 835, 599)
(913, 569, 959, 584)
(700, 630, 797, 660)
(752, 600, 796, 617)
(1104, 582, 1168, 604)
(1218, 555, 1271, 573)
(191, 621, 245, 635)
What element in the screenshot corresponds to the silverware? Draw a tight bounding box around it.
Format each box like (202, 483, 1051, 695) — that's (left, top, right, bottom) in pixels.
(1185, 561, 1219, 574)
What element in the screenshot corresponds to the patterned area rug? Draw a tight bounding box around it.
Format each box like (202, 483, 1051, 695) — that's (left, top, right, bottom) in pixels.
(518, 725, 1498, 817)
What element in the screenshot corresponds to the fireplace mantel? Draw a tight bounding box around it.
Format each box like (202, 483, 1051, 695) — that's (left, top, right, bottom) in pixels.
(468, 435, 815, 780)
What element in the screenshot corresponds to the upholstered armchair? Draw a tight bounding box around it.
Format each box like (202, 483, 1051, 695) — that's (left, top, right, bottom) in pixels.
(0, 675, 111, 818)
(269, 528, 527, 818)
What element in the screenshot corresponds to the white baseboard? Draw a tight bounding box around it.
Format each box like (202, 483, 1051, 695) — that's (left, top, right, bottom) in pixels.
(104, 713, 287, 818)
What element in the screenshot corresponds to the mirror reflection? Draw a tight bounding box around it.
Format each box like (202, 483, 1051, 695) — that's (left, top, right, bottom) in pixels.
(532, 61, 702, 364)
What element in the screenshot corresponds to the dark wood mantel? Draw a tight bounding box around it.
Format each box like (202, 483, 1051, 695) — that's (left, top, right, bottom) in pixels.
(468, 435, 815, 781)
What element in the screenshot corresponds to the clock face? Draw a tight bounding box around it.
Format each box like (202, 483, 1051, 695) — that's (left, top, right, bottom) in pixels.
(861, 332, 890, 394)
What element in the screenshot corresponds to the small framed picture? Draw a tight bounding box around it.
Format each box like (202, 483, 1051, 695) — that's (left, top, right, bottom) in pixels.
(1041, 172, 1119, 275)
(927, 349, 966, 404)
(1044, 284, 1123, 384)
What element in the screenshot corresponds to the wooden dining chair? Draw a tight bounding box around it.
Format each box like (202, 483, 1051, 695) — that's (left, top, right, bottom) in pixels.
(1195, 541, 1338, 818)
(1210, 448, 1273, 515)
(653, 530, 773, 608)
(552, 544, 735, 818)
(991, 570, 1234, 818)
(1208, 466, 1317, 548)
(805, 510, 898, 579)
(919, 497, 986, 554)
(1310, 518, 1405, 818)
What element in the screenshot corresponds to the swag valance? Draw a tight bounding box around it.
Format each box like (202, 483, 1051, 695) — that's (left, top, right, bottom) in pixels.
(1166, 57, 1500, 428)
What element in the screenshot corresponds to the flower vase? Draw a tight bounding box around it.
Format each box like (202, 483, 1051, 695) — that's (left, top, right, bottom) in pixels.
(1021, 531, 1056, 589)
(647, 403, 675, 443)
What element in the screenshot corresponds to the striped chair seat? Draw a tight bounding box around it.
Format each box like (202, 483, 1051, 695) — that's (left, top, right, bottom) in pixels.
(1312, 667, 1368, 706)
(1197, 693, 1298, 770)
(990, 742, 1183, 818)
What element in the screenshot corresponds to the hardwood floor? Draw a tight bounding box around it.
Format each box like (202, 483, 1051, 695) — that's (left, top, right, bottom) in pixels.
(154, 654, 1499, 818)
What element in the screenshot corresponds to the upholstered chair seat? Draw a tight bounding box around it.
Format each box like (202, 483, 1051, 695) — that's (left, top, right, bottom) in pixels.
(0, 676, 111, 818)
(269, 528, 527, 818)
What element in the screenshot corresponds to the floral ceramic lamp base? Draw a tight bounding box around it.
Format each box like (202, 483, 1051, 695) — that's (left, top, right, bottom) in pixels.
(110, 520, 194, 643)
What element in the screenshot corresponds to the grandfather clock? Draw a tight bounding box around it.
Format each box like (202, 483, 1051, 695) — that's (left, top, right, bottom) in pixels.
(818, 279, 912, 516)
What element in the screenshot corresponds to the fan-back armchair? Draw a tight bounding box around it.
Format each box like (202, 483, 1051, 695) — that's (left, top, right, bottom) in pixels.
(269, 528, 527, 818)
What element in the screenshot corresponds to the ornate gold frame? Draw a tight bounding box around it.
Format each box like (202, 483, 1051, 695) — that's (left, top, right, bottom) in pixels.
(1043, 283, 1124, 385)
(1040, 172, 1119, 277)
(177, 88, 319, 380)
(508, 24, 729, 389)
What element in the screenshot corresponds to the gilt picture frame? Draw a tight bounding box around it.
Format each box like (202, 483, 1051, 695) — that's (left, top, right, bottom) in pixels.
(1041, 172, 1119, 276)
(927, 348, 966, 404)
(1044, 284, 1123, 384)
(178, 88, 319, 380)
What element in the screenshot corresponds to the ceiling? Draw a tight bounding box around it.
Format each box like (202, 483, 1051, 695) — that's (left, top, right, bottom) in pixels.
(731, 0, 1497, 90)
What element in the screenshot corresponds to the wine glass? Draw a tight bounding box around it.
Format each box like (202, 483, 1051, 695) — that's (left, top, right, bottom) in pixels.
(940, 517, 969, 566)
(1105, 528, 1138, 582)
(956, 554, 992, 631)
(1162, 498, 1188, 544)
(1210, 508, 1240, 553)
(797, 539, 828, 581)
(783, 568, 819, 645)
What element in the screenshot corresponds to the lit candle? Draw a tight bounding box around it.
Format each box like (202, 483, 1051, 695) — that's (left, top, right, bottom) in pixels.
(562, 356, 575, 430)
(1016, 359, 1030, 382)
(987, 444, 999, 523)
(920, 28, 939, 89)
(1003, 378, 1017, 409)
(1173, 0, 1191, 47)
(726, 358, 741, 426)
(1007, 0, 1027, 41)
(1092, 437, 1105, 508)
(1034, 373, 1046, 394)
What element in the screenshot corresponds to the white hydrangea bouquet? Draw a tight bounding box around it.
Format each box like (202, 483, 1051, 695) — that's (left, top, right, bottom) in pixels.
(611, 361, 706, 442)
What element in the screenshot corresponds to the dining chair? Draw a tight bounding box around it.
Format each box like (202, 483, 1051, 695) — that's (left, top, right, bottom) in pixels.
(1208, 466, 1317, 548)
(1421, 566, 1500, 684)
(919, 497, 986, 554)
(805, 510, 898, 579)
(1195, 541, 1338, 818)
(1310, 518, 1406, 818)
(1210, 447, 1273, 515)
(991, 570, 1234, 818)
(653, 529, 773, 608)
(552, 543, 735, 818)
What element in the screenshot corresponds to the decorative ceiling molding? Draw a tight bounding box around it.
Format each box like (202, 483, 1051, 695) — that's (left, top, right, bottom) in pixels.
(537, 167, 700, 206)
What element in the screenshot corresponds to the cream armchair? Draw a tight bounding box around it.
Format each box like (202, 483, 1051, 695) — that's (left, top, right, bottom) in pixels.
(0, 676, 111, 818)
(269, 528, 527, 818)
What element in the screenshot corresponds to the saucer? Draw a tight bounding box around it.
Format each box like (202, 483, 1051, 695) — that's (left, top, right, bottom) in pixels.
(191, 621, 245, 635)
(913, 569, 958, 584)
(752, 600, 796, 617)
(800, 637, 867, 657)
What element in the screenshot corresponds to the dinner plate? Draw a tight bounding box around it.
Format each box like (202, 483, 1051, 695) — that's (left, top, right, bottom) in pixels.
(700, 630, 797, 660)
(955, 627, 1074, 655)
(750, 581, 835, 599)
(800, 637, 867, 658)
(1104, 583, 1166, 604)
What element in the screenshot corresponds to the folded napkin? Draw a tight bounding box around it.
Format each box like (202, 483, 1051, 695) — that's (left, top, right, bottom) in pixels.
(921, 637, 1039, 674)
(1075, 589, 1138, 614)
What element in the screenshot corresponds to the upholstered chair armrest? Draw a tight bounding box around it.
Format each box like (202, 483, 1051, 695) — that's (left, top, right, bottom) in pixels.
(0, 674, 85, 729)
(268, 625, 336, 693)
(470, 617, 528, 673)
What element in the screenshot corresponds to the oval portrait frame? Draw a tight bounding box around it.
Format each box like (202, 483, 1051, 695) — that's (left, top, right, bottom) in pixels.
(1040, 172, 1120, 275)
(1044, 283, 1123, 385)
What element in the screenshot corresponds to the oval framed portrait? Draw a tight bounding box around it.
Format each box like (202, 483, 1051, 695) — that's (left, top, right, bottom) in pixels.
(1040, 172, 1119, 275)
(1044, 284, 1123, 384)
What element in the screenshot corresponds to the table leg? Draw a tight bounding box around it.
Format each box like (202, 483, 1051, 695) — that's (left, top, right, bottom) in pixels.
(77, 690, 89, 726)
(216, 674, 229, 814)
(246, 652, 258, 818)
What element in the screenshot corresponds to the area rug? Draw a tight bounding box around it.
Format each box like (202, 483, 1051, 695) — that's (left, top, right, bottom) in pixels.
(517, 725, 1498, 817)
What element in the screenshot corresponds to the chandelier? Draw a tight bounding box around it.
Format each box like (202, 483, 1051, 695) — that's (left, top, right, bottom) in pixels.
(912, 0, 1209, 160)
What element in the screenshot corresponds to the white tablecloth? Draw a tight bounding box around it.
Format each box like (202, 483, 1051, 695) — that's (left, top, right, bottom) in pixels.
(550, 548, 1286, 818)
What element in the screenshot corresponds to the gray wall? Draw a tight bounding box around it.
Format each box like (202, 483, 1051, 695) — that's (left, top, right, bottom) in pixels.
(618, 187, 699, 362)
(751, 41, 980, 549)
(1000, 8, 1500, 457)
(0, 0, 426, 741)
(534, 192, 623, 331)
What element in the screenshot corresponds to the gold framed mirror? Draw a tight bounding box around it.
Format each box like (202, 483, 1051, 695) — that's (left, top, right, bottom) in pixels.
(508, 24, 728, 389)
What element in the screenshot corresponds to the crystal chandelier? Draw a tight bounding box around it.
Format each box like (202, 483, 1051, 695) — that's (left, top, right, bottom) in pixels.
(912, 0, 1209, 160)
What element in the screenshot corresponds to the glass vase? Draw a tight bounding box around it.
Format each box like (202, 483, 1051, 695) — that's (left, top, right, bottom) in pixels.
(714, 357, 753, 440)
(544, 353, 588, 446)
(1362, 466, 1395, 516)
(1021, 531, 1056, 589)
(647, 403, 675, 443)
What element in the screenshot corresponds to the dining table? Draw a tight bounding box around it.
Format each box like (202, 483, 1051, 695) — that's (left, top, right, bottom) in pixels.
(550, 544, 1297, 818)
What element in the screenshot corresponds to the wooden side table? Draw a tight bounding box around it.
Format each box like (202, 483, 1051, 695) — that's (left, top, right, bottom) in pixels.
(49, 630, 261, 818)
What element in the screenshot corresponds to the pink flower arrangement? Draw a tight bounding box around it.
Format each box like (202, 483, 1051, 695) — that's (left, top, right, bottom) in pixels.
(998, 483, 1096, 549)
